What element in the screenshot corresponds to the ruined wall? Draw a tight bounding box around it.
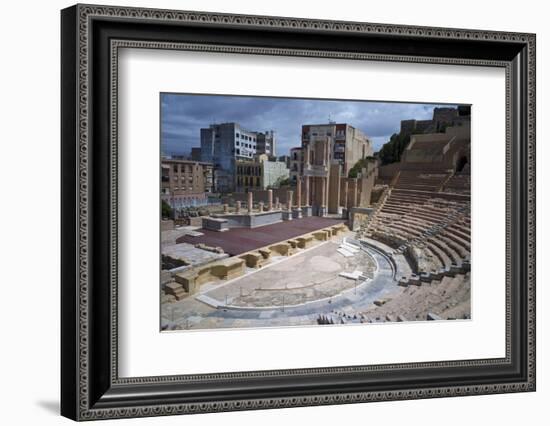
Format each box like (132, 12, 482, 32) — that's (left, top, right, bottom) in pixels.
(377, 163, 401, 179)
(328, 163, 341, 213)
(358, 166, 376, 207)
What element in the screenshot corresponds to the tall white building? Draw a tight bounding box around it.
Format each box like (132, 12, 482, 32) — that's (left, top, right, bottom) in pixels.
(256, 130, 276, 157)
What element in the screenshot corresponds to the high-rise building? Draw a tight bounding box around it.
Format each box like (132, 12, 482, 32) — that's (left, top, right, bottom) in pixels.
(190, 147, 202, 161)
(200, 123, 278, 192)
(256, 130, 276, 157)
(200, 122, 259, 192)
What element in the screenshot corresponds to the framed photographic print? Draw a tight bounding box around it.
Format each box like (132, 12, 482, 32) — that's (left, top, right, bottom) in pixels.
(61, 4, 536, 421)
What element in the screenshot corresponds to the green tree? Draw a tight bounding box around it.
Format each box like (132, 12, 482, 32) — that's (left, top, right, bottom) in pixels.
(273, 177, 291, 188)
(378, 132, 413, 165)
(348, 157, 376, 178)
(161, 200, 173, 218)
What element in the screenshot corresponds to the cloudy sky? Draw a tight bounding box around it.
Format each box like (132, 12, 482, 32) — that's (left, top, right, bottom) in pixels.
(161, 93, 459, 157)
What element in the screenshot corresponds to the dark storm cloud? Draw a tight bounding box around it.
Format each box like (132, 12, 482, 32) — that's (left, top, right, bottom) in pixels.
(161, 93, 458, 156)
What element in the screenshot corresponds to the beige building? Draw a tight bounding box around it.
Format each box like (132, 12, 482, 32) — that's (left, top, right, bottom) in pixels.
(296, 123, 374, 216)
(236, 154, 289, 191)
(161, 158, 213, 208)
(289, 147, 303, 184)
(302, 123, 372, 176)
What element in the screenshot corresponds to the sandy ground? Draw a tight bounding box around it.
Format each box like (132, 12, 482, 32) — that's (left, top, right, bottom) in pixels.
(204, 239, 376, 308)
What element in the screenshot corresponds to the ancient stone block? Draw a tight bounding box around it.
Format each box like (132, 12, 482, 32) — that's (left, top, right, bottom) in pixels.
(258, 248, 271, 259)
(296, 235, 314, 249)
(239, 252, 265, 268)
(268, 243, 292, 257)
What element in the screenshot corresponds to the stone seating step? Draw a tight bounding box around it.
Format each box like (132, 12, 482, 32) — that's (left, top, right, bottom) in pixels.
(337, 247, 355, 257)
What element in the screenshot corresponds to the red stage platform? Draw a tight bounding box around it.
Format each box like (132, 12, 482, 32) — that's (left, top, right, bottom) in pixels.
(176, 216, 345, 256)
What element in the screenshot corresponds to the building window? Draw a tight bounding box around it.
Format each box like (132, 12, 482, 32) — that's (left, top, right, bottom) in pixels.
(236, 133, 240, 138)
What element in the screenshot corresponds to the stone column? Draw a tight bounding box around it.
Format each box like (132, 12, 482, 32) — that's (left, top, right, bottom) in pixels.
(323, 178, 327, 207)
(287, 190, 293, 212)
(304, 176, 310, 206)
(247, 192, 253, 213)
(293, 178, 303, 219)
(349, 178, 357, 208)
(267, 189, 273, 211)
(296, 176, 302, 207)
(236, 201, 241, 214)
(343, 180, 349, 210)
(275, 196, 280, 210)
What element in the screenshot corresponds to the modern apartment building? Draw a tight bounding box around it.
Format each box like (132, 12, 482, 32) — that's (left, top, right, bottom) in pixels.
(161, 158, 213, 208)
(256, 130, 276, 157)
(200, 122, 277, 192)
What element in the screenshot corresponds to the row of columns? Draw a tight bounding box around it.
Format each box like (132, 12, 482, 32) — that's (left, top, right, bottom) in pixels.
(296, 175, 358, 210)
(223, 173, 356, 215)
(229, 189, 281, 214)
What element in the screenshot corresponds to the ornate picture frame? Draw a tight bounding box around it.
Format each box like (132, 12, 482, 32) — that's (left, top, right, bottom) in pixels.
(61, 4, 536, 421)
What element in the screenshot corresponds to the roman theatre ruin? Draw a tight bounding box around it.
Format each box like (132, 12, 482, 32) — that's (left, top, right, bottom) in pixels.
(160, 121, 472, 330)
